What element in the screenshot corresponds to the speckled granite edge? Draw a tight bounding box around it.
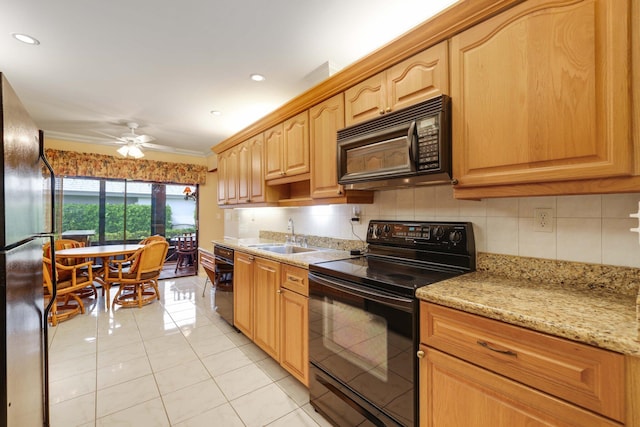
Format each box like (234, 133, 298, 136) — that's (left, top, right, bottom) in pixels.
(417, 272, 640, 355)
(478, 253, 640, 297)
(259, 231, 365, 252)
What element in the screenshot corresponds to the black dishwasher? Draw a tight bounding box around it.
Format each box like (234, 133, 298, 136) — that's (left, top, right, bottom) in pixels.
(213, 244, 234, 327)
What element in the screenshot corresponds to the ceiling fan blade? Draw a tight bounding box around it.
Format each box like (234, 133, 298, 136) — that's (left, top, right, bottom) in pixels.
(93, 130, 127, 143)
(137, 134, 155, 143)
(140, 141, 170, 150)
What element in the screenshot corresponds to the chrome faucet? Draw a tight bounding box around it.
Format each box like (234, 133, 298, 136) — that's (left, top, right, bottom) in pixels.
(287, 218, 295, 244)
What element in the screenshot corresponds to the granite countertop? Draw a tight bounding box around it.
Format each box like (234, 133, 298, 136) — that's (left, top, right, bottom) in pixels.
(212, 237, 355, 268)
(416, 254, 640, 356)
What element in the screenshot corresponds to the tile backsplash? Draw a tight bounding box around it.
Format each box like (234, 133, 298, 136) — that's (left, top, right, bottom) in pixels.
(224, 186, 640, 269)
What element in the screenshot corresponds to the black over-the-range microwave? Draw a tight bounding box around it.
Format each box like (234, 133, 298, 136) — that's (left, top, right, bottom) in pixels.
(337, 94, 452, 190)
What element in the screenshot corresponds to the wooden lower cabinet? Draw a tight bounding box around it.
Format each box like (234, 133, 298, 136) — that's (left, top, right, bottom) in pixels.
(233, 252, 281, 358)
(420, 347, 621, 427)
(252, 257, 281, 360)
(233, 253, 309, 386)
(279, 264, 309, 386)
(233, 251, 254, 339)
(419, 302, 625, 427)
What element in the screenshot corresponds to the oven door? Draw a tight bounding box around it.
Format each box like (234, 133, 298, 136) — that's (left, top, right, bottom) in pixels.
(308, 272, 416, 427)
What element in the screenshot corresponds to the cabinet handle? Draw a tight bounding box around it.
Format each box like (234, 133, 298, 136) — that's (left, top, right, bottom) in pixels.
(248, 256, 255, 261)
(416, 350, 425, 359)
(379, 109, 385, 115)
(337, 190, 342, 195)
(385, 107, 391, 113)
(287, 275, 301, 283)
(476, 340, 517, 357)
(276, 289, 282, 294)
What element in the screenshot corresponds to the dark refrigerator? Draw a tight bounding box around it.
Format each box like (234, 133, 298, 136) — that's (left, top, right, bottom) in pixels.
(1, 73, 52, 426)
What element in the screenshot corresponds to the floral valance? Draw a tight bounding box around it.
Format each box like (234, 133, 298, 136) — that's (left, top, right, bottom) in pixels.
(45, 149, 207, 185)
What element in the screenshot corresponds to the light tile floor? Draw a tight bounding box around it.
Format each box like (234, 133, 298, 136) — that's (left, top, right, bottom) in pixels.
(47, 275, 332, 427)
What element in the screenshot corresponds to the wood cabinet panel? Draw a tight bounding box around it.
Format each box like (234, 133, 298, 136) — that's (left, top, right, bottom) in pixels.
(283, 111, 310, 176)
(420, 346, 622, 427)
(310, 93, 345, 199)
(387, 40, 449, 112)
(422, 303, 624, 422)
(233, 252, 254, 339)
(264, 123, 284, 180)
(451, 0, 631, 191)
(253, 257, 281, 360)
(345, 41, 449, 126)
(280, 287, 309, 386)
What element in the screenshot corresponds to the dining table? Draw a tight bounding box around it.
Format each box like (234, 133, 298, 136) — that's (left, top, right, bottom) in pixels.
(55, 244, 144, 308)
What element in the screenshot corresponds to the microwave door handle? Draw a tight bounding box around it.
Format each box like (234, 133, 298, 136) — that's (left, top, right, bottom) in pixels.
(407, 120, 417, 172)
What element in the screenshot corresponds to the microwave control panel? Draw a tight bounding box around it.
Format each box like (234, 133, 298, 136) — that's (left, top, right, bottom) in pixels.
(416, 112, 442, 171)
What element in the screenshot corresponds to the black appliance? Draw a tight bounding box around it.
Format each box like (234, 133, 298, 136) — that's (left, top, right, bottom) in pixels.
(1, 73, 55, 426)
(213, 244, 234, 327)
(337, 95, 452, 190)
(308, 220, 475, 426)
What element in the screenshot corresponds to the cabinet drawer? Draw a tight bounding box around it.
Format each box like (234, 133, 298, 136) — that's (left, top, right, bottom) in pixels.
(421, 302, 625, 422)
(199, 249, 215, 270)
(281, 264, 308, 296)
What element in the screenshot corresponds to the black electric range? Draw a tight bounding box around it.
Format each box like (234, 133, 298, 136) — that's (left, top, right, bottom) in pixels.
(308, 220, 475, 427)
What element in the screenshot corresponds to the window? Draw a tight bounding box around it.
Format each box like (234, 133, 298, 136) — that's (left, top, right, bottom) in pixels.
(58, 177, 197, 244)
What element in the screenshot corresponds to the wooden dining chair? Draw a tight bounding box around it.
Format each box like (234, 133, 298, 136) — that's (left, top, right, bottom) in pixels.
(43, 238, 100, 298)
(43, 256, 96, 326)
(174, 234, 197, 273)
(105, 240, 169, 309)
(139, 234, 167, 245)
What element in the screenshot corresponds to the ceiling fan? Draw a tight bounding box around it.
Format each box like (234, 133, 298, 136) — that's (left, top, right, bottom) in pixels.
(99, 122, 156, 158)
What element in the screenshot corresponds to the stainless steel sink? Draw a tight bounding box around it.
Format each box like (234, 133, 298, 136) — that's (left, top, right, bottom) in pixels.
(257, 245, 317, 254)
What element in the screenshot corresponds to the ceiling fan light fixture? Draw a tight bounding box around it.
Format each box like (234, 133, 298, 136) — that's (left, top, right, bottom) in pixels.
(117, 143, 144, 159)
(128, 145, 144, 159)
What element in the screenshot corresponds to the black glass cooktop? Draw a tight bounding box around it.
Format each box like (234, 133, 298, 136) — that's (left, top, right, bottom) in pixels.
(309, 255, 463, 298)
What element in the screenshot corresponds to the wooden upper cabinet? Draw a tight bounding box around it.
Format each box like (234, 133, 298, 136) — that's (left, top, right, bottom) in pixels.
(216, 150, 227, 205)
(264, 123, 284, 180)
(451, 0, 631, 195)
(265, 111, 310, 181)
(310, 93, 345, 199)
(217, 147, 238, 206)
(345, 41, 449, 126)
(283, 111, 310, 176)
(237, 134, 265, 204)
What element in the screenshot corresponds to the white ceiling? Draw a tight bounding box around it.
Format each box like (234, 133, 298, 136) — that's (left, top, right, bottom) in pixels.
(0, 0, 457, 157)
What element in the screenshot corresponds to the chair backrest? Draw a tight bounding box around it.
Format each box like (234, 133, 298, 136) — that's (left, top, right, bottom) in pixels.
(175, 234, 197, 252)
(139, 235, 166, 245)
(43, 239, 86, 266)
(131, 240, 170, 277)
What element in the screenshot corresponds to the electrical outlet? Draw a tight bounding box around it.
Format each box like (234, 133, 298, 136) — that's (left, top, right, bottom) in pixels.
(533, 208, 553, 232)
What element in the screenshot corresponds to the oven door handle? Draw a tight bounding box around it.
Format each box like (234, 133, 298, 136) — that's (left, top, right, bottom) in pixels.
(309, 272, 414, 312)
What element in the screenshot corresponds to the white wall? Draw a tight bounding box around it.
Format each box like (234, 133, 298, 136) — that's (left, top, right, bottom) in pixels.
(225, 186, 640, 269)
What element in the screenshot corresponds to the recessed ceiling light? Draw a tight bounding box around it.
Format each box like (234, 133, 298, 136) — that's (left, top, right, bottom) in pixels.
(11, 33, 40, 45)
(210, 110, 222, 116)
(250, 74, 265, 82)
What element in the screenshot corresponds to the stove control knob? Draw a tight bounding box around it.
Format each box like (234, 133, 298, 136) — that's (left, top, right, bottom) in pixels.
(383, 224, 391, 234)
(372, 225, 382, 239)
(449, 230, 463, 244)
(433, 226, 445, 239)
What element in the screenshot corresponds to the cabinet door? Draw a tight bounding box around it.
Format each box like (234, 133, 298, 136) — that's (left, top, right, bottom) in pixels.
(253, 257, 281, 360)
(216, 150, 228, 205)
(233, 252, 254, 338)
(310, 93, 345, 199)
(225, 146, 239, 204)
(248, 134, 265, 203)
(387, 41, 449, 112)
(264, 123, 284, 180)
(280, 288, 309, 386)
(420, 346, 622, 427)
(451, 0, 631, 189)
(237, 142, 251, 204)
(283, 111, 310, 176)
(344, 72, 386, 126)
